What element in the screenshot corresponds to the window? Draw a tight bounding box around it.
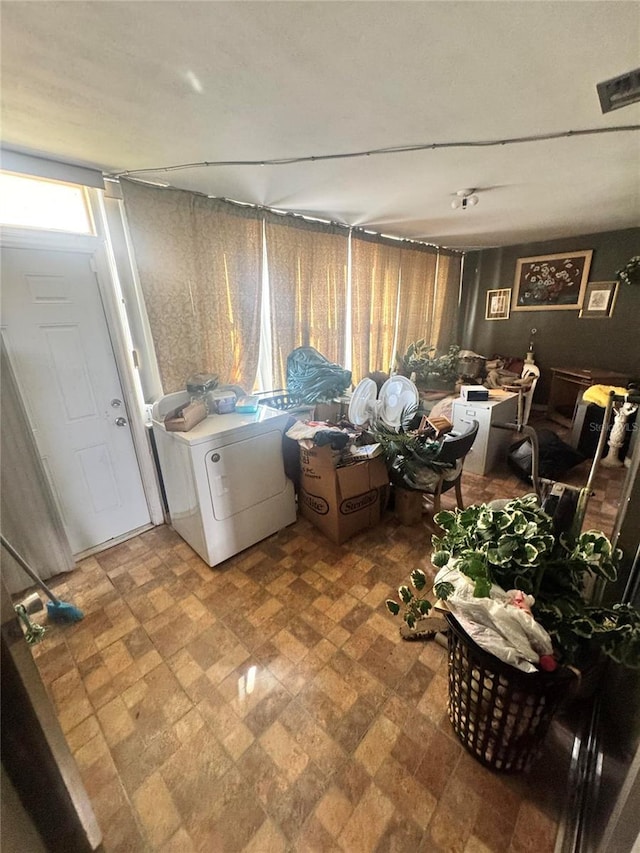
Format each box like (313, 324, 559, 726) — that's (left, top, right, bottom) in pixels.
(0, 172, 94, 233)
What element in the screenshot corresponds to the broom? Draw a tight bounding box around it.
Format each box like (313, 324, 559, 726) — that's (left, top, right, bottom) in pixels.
(1, 535, 84, 623)
(14, 603, 47, 645)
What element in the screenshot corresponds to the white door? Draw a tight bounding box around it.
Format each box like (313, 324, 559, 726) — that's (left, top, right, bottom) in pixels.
(1, 246, 151, 554)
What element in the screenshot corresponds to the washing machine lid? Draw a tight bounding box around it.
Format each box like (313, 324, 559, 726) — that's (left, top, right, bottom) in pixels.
(378, 376, 419, 430)
(152, 400, 289, 447)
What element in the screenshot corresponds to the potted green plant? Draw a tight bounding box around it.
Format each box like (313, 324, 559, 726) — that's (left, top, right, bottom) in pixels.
(615, 256, 640, 287)
(369, 406, 447, 488)
(369, 406, 458, 523)
(386, 495, 639, 770)
(387, 495, 639, 669)
(397, 341, 460, 390)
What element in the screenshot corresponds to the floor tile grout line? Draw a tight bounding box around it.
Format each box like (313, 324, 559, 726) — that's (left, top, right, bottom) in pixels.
(25, 482, 595, 851)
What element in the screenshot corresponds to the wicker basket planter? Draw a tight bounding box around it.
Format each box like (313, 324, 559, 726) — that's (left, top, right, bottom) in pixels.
(446, 614, 576, 772)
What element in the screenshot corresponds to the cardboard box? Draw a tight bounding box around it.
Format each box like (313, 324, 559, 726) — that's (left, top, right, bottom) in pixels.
(313, 400, 341, 423)
(299, 445, 390, 544)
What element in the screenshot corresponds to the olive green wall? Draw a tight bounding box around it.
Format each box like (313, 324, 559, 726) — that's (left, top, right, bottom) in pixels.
(459, 228, 640, 402)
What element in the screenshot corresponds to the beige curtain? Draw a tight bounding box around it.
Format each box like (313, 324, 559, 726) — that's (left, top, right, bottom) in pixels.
(192, 197, 262, 389)
(351, 233, 401, 383)
(265, 213, 348, 389)
(395, 244, 439, 363)
(432, 250, 463, 350)
(121, 181, 262, 393)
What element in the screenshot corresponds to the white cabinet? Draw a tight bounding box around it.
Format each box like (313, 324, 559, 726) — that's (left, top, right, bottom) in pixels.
(452, 393, 518, 475)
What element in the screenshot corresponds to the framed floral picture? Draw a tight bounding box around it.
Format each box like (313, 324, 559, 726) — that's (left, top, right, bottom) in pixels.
(512, 250, 593, 310)
(485, 288, 511, 320)
(579, 281, 619, 318)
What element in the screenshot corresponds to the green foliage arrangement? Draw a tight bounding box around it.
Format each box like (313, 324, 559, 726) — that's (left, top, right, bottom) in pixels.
(615, 256, 640, 287)
(397, 341, 461, 385)
(386, 495, 640, 669)
(370, 404, 452, 488)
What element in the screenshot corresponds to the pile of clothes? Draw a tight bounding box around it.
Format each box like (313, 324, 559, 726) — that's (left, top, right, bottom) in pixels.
(484, 356, 534, 391)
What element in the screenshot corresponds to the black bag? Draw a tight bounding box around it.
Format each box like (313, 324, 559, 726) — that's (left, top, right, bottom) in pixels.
(508, 429, 585, 483)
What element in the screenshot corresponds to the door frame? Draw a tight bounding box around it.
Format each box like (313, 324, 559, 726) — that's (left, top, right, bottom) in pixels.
(0, 222, 165, 537)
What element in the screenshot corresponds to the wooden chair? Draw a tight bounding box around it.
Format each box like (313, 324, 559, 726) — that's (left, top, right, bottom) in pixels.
(421, 419, 479, 514)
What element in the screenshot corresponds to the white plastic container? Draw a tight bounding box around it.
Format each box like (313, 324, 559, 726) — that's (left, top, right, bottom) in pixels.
(209, 390, 237, 414)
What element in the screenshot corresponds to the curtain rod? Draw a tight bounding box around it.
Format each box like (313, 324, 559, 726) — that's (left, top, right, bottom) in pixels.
(118, 177, 462, 254)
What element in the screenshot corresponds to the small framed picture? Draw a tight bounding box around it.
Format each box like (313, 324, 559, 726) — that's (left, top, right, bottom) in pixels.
(579, 281, 619, 318)
(486, 288, 511, 320)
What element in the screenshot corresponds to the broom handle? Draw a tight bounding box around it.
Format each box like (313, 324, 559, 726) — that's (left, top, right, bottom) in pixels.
(0, 535, 60, 605)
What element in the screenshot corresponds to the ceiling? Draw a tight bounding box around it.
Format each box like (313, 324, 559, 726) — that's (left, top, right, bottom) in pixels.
(1, 1, 639, 249)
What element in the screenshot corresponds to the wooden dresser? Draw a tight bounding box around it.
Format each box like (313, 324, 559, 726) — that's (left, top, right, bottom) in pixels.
(547, 367, 629, 428)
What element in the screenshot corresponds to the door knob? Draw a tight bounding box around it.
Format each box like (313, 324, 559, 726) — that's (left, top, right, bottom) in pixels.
(115, 417, 128, 427)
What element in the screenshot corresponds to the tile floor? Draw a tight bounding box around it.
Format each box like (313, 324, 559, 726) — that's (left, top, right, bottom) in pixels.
(27, 434, 627, 852)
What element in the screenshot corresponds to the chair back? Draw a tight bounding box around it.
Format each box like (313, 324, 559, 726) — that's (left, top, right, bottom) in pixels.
(521, 363, 540, 382)
(520, 364, 540, 426)
(436, 420, 479, 464)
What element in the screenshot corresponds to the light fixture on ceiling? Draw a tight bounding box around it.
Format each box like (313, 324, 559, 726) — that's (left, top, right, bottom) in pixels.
(451, 189, 479, 210)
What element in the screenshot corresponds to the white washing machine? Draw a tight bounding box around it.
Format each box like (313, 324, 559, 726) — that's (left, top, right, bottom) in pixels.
(152, 391, 296, 567)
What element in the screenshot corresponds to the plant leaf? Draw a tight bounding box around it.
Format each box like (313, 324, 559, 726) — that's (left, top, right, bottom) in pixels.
(461, 552, 488, 581)
(386, 600, 400, 616)
(410, 568, 428, 590)
(474, 577, 492, 598)
(434, 510, 456, 531)
(498, 539, 516, 559)
(434, 581, 455, 600)
(404, 613, 416, 629)
(398, 585, 413, 604)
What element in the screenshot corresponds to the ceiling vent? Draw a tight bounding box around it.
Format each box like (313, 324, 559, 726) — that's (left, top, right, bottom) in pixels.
(597, 67, 640, 114)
